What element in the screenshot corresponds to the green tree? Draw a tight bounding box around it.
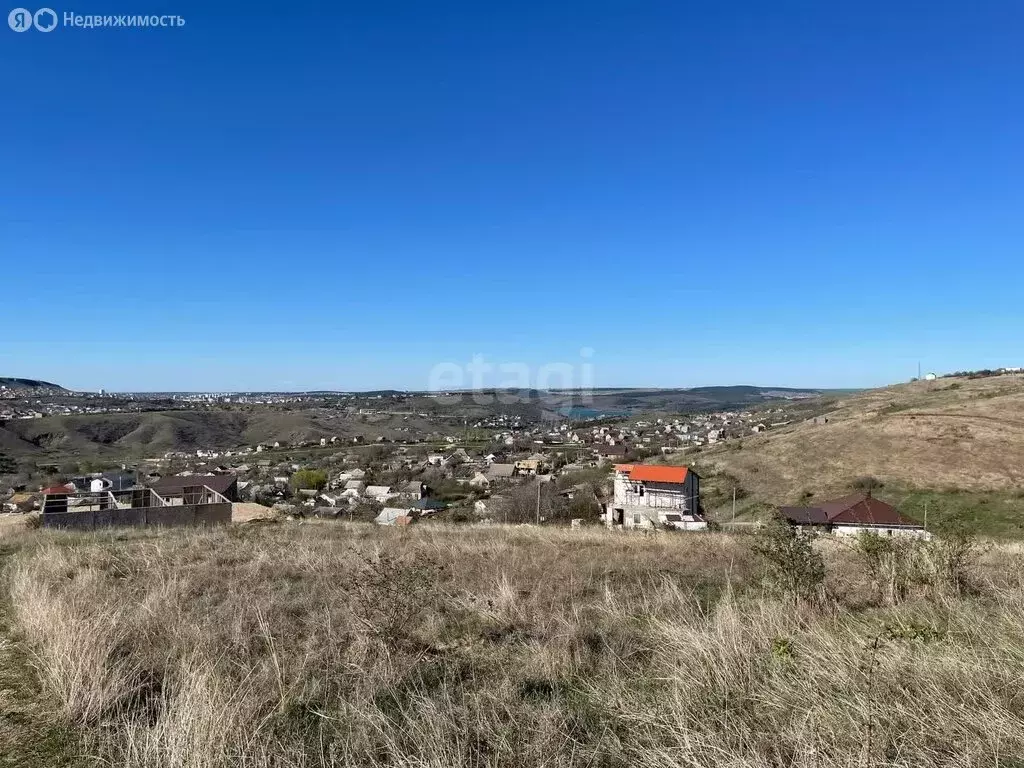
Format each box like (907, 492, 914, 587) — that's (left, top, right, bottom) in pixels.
(290, 469, 327, 492)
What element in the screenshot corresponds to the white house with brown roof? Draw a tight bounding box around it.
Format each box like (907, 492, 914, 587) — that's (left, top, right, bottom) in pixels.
(779, 492, 930, 539)
(606, 464, 704, 531)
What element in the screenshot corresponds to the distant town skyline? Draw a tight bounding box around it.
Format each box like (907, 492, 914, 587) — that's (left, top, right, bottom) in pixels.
(0, 359, 1015, 395)
(4, 2, 1022, 392)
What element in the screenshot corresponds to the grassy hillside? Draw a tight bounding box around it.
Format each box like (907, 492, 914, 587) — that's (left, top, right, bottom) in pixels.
(0, 412, 251, 458)
(0, 408, 467, 465)
(576, 385, 830, 413)
(695, 373, 1024, 526)
(0, 378, 64, 390)
(2, 522, 1022, 767)
(0, 411, 337, 461)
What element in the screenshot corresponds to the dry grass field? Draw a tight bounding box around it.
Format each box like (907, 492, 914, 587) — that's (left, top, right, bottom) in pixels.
(699, 374, 1024, 510)
(4, 521, 1024, 767)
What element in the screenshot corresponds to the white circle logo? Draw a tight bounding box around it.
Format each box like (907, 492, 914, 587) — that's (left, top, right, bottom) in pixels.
(33, 7, 56, 30)
(8, 7, 33, 30)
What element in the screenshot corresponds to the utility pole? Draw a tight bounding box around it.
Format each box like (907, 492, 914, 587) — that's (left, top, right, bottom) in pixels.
(535, 477, 541, 525)
(732, 486, 737, 526)
(924, 500, 928, 531)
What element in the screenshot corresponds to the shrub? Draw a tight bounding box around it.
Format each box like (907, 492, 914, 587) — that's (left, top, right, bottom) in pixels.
(751, 517, 825, 602)
(932, 521, 982, 593)
(349, 549, 448, 650)
(855, 531, 925, 605)
(850, 475, 885, 491)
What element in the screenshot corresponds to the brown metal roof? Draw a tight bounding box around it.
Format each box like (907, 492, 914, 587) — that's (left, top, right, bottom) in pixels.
(780, 492, 921, 528)
(779, 506, 829, 525)
(824, 493, 920, 527)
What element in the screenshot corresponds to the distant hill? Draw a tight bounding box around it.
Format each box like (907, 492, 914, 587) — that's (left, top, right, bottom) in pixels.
(696, 373, 1024, 510)
(0, 408, 444, 463)
(0, 377, 65, 390)
(568, 385, 830, 413)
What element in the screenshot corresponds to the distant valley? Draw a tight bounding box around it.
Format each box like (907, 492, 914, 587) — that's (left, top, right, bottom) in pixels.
(0, 381, 834, 466)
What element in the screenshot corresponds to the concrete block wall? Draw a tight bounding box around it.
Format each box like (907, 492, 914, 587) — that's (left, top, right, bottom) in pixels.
(41, 502, 232, 531)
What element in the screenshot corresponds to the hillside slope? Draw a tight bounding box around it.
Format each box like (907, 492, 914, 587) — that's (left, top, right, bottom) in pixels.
(0, 377, 64, 390)
(699, 374, 1024, 507)
(0, 408, 453, 464)
(0, 411, 317, 460)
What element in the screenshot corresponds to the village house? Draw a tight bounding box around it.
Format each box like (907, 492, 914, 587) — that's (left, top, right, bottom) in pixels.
(514, 458, 543, 476)
(375, 507, 414, 526)
(401, 480, 429, 499)
(364, 485, 393, 501)
(330, 472, 352, 489)
(594, 444, 627, 461)
(443, 448, 471, 466)
(778, 492, 929, 538)
(486, 463, 517, 481)
(605, 464, 704, 531)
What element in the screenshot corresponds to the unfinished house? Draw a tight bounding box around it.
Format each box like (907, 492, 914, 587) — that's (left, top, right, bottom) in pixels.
(605, 464, 704, 531)
(40, 482, 232, 531)
(149, 473, 239, 502)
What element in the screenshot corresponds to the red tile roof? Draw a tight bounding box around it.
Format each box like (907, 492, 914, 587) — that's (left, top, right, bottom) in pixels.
(626, 465, 689, 484)
(41, 484, 74, 495)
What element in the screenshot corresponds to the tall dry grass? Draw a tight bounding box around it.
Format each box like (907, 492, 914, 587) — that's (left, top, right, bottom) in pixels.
(7, 523, 1024, 767)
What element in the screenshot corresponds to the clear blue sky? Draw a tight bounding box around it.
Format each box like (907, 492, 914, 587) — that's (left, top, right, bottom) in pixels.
(2, 1, 1022, 392)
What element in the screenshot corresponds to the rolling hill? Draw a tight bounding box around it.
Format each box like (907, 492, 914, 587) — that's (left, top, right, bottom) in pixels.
(512, 385, 832, 417)
(0, 377, 65, 390)
(695, 374, 1024, 525)
(0, 411, 334, 461)
(0, 407, 459, 465)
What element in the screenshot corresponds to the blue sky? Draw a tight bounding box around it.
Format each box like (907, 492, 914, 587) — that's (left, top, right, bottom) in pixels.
(2, 1, 1022, 392)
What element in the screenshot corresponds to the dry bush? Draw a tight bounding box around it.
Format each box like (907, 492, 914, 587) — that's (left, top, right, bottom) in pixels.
(5, 524, 1024, 767)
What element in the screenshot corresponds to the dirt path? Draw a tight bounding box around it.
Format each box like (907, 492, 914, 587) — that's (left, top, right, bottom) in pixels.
(0, 544, 87, 767)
